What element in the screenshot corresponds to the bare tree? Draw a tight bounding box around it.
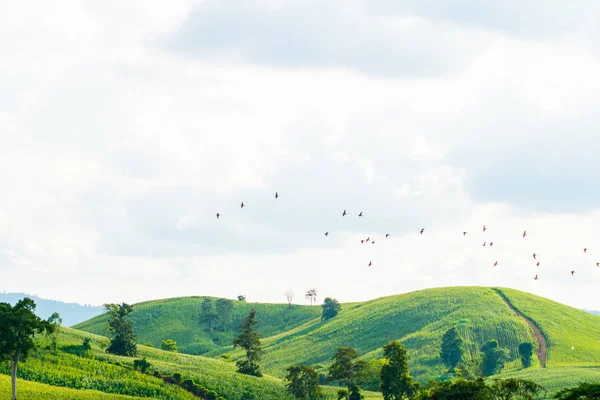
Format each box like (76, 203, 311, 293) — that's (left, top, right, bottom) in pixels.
(305, 289, 318, 306)
(284, 289, 294, 306)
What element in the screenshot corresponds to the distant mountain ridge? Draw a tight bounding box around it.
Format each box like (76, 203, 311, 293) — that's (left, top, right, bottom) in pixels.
(0, 292, 103, 327)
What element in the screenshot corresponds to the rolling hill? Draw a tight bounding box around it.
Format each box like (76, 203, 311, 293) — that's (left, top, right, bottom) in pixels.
(74, 286, 600, 387)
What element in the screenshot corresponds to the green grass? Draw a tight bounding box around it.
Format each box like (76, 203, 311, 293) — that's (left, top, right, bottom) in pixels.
(74, 297, 321, 355)
(0, 374, 150, 399)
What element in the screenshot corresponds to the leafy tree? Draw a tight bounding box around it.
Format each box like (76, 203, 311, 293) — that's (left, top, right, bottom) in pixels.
(327, 347, 368, 400)
(415, 377, 489, 400)
(380, 340, 416, 400)
(440, 327, 464, 371)
(322, 297, 342, 320)
(362, 359, 385, 391)
(104, 303, 137, 357)
(237, 295, 246, 302)
(201, 298, 218, 331)
(284, 289, 294, 306)
(233, 308, 263, 377)
(481, 340, 510, 377)
(133, 357, 151, 373)
(518, 342, 534, 368)
(489, 378, 545, 400)
(554, 382, 600, 400)
(0, 298, 54, 400)
(47, 312, 62, 350)
(285, 364, 323, 399)
(160, 339, 178, 352)
(305, 289, 318, 306)
(215, 298, 234, 330)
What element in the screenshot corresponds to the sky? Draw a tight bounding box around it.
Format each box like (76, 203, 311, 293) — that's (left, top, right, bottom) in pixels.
(1, 0, 600, 309)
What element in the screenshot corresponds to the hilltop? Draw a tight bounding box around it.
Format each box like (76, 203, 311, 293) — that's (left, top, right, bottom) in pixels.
(0, 292, 103, 327)
(75, 286, 600, 386)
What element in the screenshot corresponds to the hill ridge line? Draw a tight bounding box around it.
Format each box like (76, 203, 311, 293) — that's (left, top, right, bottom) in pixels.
(492, 288, 547, 368)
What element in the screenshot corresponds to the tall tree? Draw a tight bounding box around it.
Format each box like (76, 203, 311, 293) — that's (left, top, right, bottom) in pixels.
(47, 312, 62, 350)
(327, 347, 368, 400)
(322, 297, 342, 320)
(518, 342, 534, 368)
(284, 289, 294, 306)
(200, 298, 217, 331)
(215, 298, 234, 330)
(380, 340, 416, 400)
(440, 327, 464, 371)
(481, 340, 510, 377)
(232, 308, 263, 377)
(285, 364, 323, 399)
(0, 298, 53, 400)
(104, 303, 137, 357)
(305, 289, 318, 306)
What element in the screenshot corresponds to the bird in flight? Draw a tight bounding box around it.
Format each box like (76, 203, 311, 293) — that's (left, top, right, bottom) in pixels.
(523, 230, 527, 238)
(371, 241, 375, 244)
(533, 253, 537, 259)
(534, 274, 538, 280)
(240, 202, 245, 208)
(368, 261, 372, 267)
(571, 270, 575, 276)
(490, 242, 494, 247)
(366, 237, 370, 242)
(275, 192, 279, 199)
(385, 234, 390, 238)
(463, 232, 467, 236)
(596, 262, 599, 267)
(342, 209, 347, 217)
(482, 241, 487, 246)
(494, 261, 498, 267)
(584, 248, 587, 253)
(361, 240, 364, 244)
(358, 212, 363, 217)
(216, 213, 220, 219)
(325, 232, 329, 237)
(483, 225, 487, 232)
(420, 228, 425, 234)
(536, 262, 540, 267)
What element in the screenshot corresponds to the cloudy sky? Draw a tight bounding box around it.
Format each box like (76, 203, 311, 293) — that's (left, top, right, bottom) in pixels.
(2, 0, 600, 309)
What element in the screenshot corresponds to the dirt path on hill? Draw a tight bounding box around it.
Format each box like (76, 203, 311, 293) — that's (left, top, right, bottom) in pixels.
(493, 289, 547, 368)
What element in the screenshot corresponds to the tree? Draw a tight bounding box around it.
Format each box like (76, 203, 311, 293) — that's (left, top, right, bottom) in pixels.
(47, 312, 62, 350)
(415, 377, 489, 400)
(160, 339, 178, 352)
(322, 297, 342, 320)
(0, 298, 54, 400)
(285, 364, 323, 399)
(489, 378, 545, 400)
(518, 342, 534, 368)
(554, 382, 600, 400)
(133, 357, 151, 373)
(233, 308, 263, 377)
(104, 303, 137, 357)
(284, 289, 294, 306)
(327, 347, 368, 400)
(440, 327, 464, 371)
(380, 340, 416, 400)
(200, 298, 218, 331)
(305, 289, 318, 306)
(215, 298, 234, 330)
(237, 295, 246, 302)
(481, 340, 510, 377)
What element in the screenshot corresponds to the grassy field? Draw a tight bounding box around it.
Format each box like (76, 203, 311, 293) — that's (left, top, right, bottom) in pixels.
(74, 297, 321, 355)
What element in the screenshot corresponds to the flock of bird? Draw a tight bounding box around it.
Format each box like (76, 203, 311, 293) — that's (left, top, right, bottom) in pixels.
(215, 192, 597, 281)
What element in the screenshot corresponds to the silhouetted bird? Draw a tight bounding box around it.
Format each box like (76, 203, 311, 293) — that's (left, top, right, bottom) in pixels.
(535, 275, 538, 280)
(361, 240, 364, 244)
(325, 232, 329, 236)
(275, 192, 279, 199)
(368, 261, 372, 267)
(584, 248, 587, 253)
(420, 228, 425, 234)
(241, 202, 245, 208)
(490, 242, 494, 247)
(483, 225, 487, 232)
(371, 241, 375, 244)
(494, 261, 498, 267)
(385, 234, 390, 238)
(533, 253, 537, 259)
(596, 262, 599, 267)
(342, 209, 347, 217)
(216, 213, 220, 219)
(571, 270, 575, 276)
(358, 212, 363, 217)
(366, 237, 370, 242)
(536, 262, 540, 267)
(482, 241, 486, 246)
(463, 232, 467, 236)
(523, 230, 527, 238)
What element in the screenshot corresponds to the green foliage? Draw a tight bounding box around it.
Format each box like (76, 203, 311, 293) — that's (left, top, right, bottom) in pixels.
(233, 309, 263, 377)
(488, 378, 544, 400)
(380, 340, 416, 400)
(48, 312, 63, 350)
(285, 364, 322, 399)
(322, 298, 342, 321)
(160, 339, 178, 352)
(238, 295, 246, 302)
(349, 385, 364, 400)
(327, 347, 368, 397)
(518, 342, 533, 369)
(201, 298, 218, 331)
(440, 327, 464, 371)
(306, 289, 318, 306)
(416, 377, 489, 400)
(216, 299, 234, 331)
(554, 382, 600, 400)
(133, 357, 151, 373)
(103, 303, 137, 357)
(481, 340, 510, 377)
